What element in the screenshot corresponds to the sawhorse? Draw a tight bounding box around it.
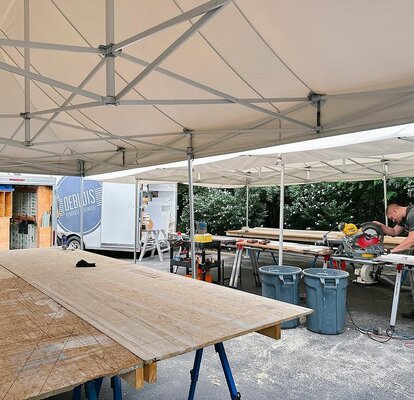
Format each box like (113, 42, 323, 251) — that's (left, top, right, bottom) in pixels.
(73, 375, 122, 400)
(188, 342, 240, 400)
(311, 254, 334, 269)
(229, 244, 260, 288)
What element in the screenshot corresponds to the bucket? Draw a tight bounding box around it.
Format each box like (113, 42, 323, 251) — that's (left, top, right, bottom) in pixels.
(303, 268, 349, 334)
(259, 265, 302, 329)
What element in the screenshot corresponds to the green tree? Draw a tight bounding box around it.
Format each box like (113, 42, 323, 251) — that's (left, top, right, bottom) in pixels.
(177, 184, 267, 235)
(176, 178, 414, 233)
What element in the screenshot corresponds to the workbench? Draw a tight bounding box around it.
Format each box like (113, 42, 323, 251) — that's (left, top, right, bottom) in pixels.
(0, 248, 310, 400)
(226, 227, 405, 249)
(169, 239, 223, 284)
(228, 239, 332, 288)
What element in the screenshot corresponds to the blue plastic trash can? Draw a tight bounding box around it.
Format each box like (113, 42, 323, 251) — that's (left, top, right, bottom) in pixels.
(303, 268, 349, 335)
(259, 265, 302, 329)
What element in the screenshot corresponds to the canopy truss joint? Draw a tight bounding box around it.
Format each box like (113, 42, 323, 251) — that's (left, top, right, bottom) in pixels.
(117, 146, 126, 166)
(308, 92, 326, 133)
(20, 112, 31, 120)
(103, 96, 119, 106)
(98, 44, 121, 58)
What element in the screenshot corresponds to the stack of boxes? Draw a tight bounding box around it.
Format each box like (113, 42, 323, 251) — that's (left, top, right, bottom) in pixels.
(10, 191, 37, 249)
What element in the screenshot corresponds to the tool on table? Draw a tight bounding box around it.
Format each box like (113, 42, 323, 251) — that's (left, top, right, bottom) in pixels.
(76, 259, 96, 268)
(258, 240, 270, 245)
(334, 222, 385, 284)
(194, 221, 212, 243)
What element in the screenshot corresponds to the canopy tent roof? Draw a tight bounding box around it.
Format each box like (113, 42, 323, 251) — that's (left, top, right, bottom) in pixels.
(2, 1, 414, 176)
(103, 126, 414, 187)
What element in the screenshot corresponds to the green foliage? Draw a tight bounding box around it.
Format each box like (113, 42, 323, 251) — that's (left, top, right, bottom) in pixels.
(177, 178, 414, 233)
(177, 184, 266, 235)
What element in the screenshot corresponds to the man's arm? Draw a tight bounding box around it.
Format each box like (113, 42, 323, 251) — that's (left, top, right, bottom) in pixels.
(372, 221, 404, 237)
(391, 231, 414, 253)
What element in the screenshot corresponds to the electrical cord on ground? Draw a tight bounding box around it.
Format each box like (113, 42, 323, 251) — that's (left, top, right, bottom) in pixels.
(346, 303, 393, 343)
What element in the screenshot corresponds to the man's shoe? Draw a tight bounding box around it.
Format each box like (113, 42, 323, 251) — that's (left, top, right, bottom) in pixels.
(401, 309, 414, 319)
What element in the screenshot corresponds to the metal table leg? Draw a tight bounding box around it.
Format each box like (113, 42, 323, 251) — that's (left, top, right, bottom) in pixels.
(390, 264, 403, 330)
(229, 245, 243, 288)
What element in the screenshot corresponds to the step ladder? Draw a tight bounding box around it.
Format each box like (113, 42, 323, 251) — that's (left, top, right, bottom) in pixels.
(139, 229, 170, 262)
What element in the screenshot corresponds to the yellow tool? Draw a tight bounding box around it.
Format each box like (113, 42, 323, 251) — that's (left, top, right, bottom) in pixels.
(338, 222, 358, 236)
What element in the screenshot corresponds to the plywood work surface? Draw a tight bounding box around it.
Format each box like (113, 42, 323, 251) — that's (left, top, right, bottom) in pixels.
(0, 248, 311, 364)
(0, 267, 143, 400)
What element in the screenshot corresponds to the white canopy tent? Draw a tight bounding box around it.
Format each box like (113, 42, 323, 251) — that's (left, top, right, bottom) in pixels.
(2, 1, 414, 176)
(101, 126, 414, 265)
(3, 1, 414, 272)
(105, 127, 414, 187)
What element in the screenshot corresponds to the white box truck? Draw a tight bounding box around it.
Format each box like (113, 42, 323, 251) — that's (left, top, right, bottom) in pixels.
(56, 177, 177, 251)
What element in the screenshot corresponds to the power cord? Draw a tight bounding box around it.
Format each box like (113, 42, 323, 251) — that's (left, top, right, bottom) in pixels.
(346, 303, 393, 343)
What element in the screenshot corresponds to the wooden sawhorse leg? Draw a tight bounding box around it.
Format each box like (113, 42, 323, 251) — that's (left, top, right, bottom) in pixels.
(188, 342, 240, 400)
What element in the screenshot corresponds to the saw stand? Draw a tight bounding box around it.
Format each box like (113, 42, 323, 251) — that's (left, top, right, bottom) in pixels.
(333, 255, 414, 330)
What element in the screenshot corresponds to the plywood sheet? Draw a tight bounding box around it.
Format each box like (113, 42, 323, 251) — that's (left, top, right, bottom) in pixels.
(0, 267, 143, 400)
(0, 217, 10, 251)
(0, 248, 311, 364)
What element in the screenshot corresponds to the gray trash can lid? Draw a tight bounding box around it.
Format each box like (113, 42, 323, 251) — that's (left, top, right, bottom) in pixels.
(259, 265, 302, 275)
(303, 268, 349, 278)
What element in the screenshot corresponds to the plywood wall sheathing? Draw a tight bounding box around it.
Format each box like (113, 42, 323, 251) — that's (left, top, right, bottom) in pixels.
(0, 217, 10, 250)
(0, 192, 5, 217)
(5, 192, 12, 217)
(36, 186, 53, 248)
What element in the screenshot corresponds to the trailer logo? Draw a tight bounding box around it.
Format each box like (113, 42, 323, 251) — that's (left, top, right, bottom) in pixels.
(57, 177, 102, 234)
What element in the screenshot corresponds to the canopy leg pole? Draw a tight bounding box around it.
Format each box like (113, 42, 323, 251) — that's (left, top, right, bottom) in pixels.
(79, 161, 85, 250)
(278, 158, 285, 266)
(134, 178, 140, 264)
(246, 182, 250, 228)
(186, 131, 197, 279)
(105, 0, 115, 99)
(23, 0, 31, 146)
(383, 173, 388, 225)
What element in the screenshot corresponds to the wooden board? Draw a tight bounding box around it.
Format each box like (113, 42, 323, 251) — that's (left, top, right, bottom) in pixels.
(375, 253, 414, 264)
(0, 217, 10, 250)
(0, 248, 311, 364)
(221, 237, 332, 256)
(214, 236, 332, 256)
(36, 186, 52, 248)
(226, 227, 404, 248)
(0, 267, 144, 400)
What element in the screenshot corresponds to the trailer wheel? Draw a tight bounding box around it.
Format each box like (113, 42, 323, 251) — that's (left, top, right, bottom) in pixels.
(67, 236, 82, 250)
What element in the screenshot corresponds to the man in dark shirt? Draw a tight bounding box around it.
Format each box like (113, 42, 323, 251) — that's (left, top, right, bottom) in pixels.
(374, 203, 414, 318)
(374, 203, 414, 253)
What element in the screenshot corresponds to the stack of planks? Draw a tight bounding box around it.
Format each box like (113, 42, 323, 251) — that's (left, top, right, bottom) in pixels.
(226, 227, 404, 249)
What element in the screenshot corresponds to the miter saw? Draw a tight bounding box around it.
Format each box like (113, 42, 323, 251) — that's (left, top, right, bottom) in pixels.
(334, 222, 385, 284)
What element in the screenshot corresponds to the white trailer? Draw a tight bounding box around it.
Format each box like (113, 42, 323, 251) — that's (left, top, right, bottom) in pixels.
(56, 177, 177, 251)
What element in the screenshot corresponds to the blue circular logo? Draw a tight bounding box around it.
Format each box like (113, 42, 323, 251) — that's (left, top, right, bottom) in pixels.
(57, 177, 102, 234)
